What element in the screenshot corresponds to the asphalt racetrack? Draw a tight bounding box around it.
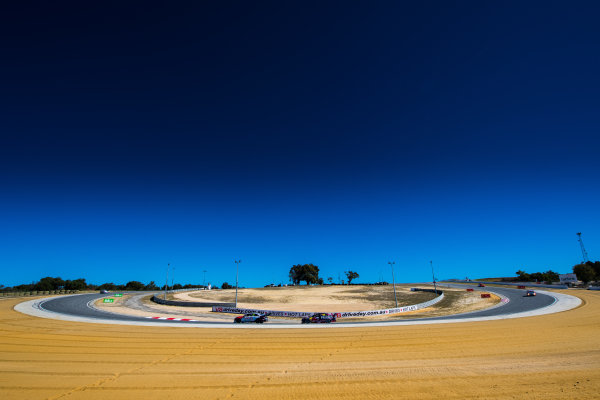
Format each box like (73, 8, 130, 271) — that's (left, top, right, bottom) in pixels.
(34, 285, 561, 326)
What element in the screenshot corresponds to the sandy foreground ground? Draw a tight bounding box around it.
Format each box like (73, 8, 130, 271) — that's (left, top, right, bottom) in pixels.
(1, 290, 599, 400)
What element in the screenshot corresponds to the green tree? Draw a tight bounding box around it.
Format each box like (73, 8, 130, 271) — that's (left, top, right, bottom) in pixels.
(124, 281, 145, 291)
(289, 264, 320, 285)
(542, 270, 560, 283)
(516, 270, 530, 281)
(573, 264, 595, 283)
(530, 272, 547, 282)
(99, 282, 117, 291)
(345, 271, 359, 284)
(144, 281, 159, 290)
(34, 277, 65, 291)
(64, 278, 87, 290)
(586, 261, 600, 280)
(221, 282, 233, 289)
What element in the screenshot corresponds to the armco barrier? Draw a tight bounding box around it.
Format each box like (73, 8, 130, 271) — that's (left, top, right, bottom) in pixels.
(446, 280, 568, 289)
(211, 288, 444, 318)
(151, 295, 234, 308)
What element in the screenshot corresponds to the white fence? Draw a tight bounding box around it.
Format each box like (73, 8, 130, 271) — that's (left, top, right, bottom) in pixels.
(212, 289, 444, 318)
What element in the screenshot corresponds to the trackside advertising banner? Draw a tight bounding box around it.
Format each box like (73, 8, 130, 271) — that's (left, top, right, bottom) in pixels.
(212, 289, 444, 318)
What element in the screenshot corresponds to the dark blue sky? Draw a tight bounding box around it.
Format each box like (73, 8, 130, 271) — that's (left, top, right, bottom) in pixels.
(1, 2, 599, 287)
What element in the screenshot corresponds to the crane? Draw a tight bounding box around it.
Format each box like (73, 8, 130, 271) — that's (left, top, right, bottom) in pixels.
(576, 232, 590, 263)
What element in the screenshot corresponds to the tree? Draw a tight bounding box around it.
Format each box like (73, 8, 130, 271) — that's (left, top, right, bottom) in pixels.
(516, 269, 559, 283)
(586, 261, 600, 279)
(289, 264, 320, 285)
(516, 270, 530, 281)
(64, 278, 87, 290)
(573, 263, 595, 283)
(99, 282, 118, 291)
(34, 277, 65, 291)
(221, 282, 233, 289)
(124, 281, 145, 291)
(144, 281, 159, 290)
(542, 270, 560, 283)
(345, 271, 359, 284)
(327, 277, 333, 284)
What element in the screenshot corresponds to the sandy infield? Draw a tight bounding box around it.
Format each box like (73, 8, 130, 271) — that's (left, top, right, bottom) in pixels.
(96, 285, 500, 322)
(0, 289, 599, 399)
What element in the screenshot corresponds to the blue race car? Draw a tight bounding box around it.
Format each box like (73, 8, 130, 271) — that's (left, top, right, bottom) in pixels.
(301, 313, 337, 324)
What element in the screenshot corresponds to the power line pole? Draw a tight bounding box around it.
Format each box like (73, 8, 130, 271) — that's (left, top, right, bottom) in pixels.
(577, 232, 590, 263)
(202, 270, 207, 288)
(234, 260, 241, 307)
(388, 261, 398, 308)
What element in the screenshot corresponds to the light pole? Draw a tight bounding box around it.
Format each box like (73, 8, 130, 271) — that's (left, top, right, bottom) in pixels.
(388, 261, 398, 307)
(430, 260, 437, 294)
(234, 260, 241, 307)
(164, 263, 170, 300)
(202, 270, 207, 289)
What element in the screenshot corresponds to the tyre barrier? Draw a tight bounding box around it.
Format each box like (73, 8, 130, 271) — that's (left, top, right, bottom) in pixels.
(151, 295, 234, 308)
(211, 288, 444, 319)
(481, 293, 491, 298)
(466, 288, 474, 292)
(447, 280, 568, 289)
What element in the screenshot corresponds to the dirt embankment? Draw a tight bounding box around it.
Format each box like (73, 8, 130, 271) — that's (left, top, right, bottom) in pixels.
(1, 290, 598, 399)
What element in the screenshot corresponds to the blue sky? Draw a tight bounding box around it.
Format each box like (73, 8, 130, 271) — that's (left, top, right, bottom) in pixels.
(1, 2, 599, 287)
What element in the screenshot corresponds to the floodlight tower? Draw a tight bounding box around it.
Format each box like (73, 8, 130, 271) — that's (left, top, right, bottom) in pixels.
(234, 260, 241, 307)
(430, 260, 438, 294)
(577, 232, 590, 263)
(164, 263, 170, 300)
(388, 261, 398, 307)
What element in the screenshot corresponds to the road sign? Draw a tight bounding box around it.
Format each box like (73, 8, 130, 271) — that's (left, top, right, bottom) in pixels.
(103, 298, 114, 303)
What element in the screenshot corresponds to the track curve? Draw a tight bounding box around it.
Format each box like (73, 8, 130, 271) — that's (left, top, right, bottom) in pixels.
(14, 284, 580, 328)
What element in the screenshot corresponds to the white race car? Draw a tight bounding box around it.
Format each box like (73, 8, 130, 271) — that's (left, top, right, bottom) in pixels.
(233, 313, 268, 323)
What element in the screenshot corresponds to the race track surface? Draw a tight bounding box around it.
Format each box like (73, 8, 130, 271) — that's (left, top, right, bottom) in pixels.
(26, 285, 572, 327)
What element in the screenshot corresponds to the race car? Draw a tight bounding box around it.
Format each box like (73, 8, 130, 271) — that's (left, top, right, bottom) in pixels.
(525, 290, 536, 297)
(301, 313, 337, 324)
(233, 313, 268, 323)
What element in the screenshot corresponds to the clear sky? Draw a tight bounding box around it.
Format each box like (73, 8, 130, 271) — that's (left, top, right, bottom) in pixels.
(1, 2, 599, 288)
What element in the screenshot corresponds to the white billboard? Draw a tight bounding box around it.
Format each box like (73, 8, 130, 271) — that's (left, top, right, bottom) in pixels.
(212, 289, 445, 318)
(559, 273, 578, 283)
